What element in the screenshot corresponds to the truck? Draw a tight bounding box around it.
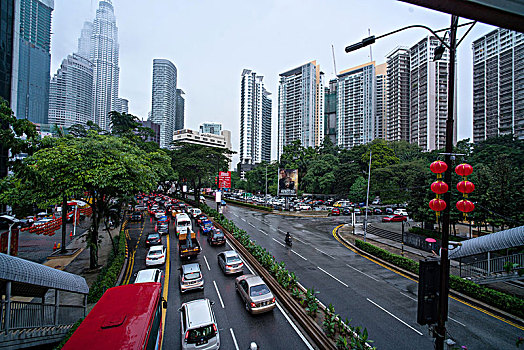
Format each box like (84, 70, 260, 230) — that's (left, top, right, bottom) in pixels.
(178, 229, 201, 259)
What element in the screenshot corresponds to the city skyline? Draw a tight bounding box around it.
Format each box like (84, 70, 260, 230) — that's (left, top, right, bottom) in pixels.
(50, 0, 499, 163)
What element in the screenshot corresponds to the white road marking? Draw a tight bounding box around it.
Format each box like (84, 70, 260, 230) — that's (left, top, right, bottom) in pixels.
(213, 281, 225, 308)
(449, 316, 466, 327)
(203, 255, 211, 271)
(278, 228, 286, 234)
(317, 267, 348, 287)
(291, 249, 308, 261)
(315, 247, 335, 259)
(294, 237, 306, 244)
(345, 263, 379, 281)
(248, 222, 256, 228)
(241, 218, 246, 222)
(229, 328, 240, 350)
(276, 301, 314, 350)
(259, 229, 268, 236)
(399, 291, 417, 301)
(366, 298, 423, 335)
(226, 241, 234, 250)
(272, 237, 286, 247)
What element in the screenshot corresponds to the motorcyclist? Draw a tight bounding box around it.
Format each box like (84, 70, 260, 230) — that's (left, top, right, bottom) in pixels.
(285, 232, 292, 245)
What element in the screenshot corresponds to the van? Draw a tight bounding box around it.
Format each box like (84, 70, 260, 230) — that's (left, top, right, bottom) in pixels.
(180, 299, 220, 350)
(134, 268, 162, 284)
(175, 213, 192, 236)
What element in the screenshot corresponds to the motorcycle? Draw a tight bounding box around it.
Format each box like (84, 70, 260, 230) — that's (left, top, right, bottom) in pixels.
(285, 235, 292, 247)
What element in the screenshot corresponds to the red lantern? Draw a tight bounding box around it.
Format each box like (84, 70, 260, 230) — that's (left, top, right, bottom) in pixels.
(429, 198, 447, 212)
(456, 200, 475, 213)
(430, 160, 448, 174)
(431, 181, 449, 194)
(457, 181, 475, 194)
(455, 163, 473, 177)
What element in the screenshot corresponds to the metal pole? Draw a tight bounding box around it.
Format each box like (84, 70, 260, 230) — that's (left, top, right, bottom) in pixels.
(54, 289, 60, 325)
(6, 222, 13, 255)
(73, 204, 78, 237)
(4, 281, 11, 333)
(435, 15, 458, 350)
(265, 165, 268, 198)
(401, 220, 405, 256)
(364, 150, 372, 242)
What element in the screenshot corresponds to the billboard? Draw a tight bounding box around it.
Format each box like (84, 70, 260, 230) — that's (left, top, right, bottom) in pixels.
(218, 171, 231, 189)
(278, 169, 298, 196)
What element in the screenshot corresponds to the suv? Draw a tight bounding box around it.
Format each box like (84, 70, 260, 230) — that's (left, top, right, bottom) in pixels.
(179, 263, 204, 293)
(179, 299, 220, 350)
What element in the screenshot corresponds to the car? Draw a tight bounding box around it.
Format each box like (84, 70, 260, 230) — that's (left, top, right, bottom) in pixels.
(179, 299, 220, 350)
(354, 208, 361, 215)
(18, 218, 33, 228)
(331, 207, 340, 216)
(134, 204, 147, 211)
(382, 214, 407, 222)
(342, 207, 351, 215)
(385, 207, 394, 214)
(201, 220, 214, 235)
(145, 245, 166, 266)
(130, 211, 143, 222)
(191, 208, 202, 219)
(134, 268, 162, 284)
(33, 217, 54, 226)
(196, 214, 208, 227)
(394, 208, 408, 216)
(207, 229, 225, 246)
(154, 210, 166, 219)
(179, 263, 204, 293)
(235, 274, 276, 314)
(156, 223, 169, 235)
(298, 204, 311, 211)
(374, 208, 383, 215)
(221, 200, 226, 206)
(145, 232, 162, 246)
(217, 251, 244, 274)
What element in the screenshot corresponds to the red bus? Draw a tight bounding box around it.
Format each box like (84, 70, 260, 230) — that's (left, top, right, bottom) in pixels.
(64, 282, 166, 350)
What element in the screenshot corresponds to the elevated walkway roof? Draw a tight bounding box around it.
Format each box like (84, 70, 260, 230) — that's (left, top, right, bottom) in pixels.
(449, 225, 524, 259)
(0, 253, 89, 297)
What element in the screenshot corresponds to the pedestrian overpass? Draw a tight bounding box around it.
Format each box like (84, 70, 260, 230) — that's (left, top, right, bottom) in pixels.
(449, 226, 524, 284)
(0, 253, 88, 349)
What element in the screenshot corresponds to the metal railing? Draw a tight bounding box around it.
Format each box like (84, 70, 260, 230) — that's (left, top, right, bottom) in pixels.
(460, 253, 524, 278)
(0, 301, 84, 331)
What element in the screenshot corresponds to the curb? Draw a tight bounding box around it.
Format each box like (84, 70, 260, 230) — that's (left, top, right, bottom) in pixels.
(334, 226, 524, 329)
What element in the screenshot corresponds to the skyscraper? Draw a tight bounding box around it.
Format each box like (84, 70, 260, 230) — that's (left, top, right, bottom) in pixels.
(48, 54, 94, 127)
(240, 69, 272, 166)
(200, 122, 222, 135)
(115, 97, 128, 114)
(151, 59, 177, 149)
(410, 36, 456, 151)
(77, 21, 93, 59)
(11, 0, 53, 124)
(278, 61, 323, 159)
(91, 0, 119, 131)
(324, 79, 337, 144)
(472, 28, 524, 142)
(336, 62, 375, 149)
(375, 63, 387, 139)
(175, 88, 185, 131)
(386, 47, 411, 142)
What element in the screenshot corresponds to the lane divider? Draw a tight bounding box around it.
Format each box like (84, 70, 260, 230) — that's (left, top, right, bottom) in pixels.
(366, 298, 423, 336)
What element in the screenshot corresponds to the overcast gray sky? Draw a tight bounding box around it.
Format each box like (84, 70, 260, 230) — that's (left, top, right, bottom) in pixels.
(50, 0, 495, 165)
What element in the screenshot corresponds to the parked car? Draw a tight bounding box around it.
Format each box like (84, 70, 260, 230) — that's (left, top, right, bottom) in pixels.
(134, 268, 162, 284)
(130, 211, 143, 222)
(146, 245, 166, 266)
(145, 232, 162, 246)
(385, 207, 394, 214)
(179, 263, 204, 293)
(354, 208, 361, 215)
(207, 229, 226, 246)
(33, 217, 53, 226)
(342, 207, 351, 215)
(235, 274, 276, 314)
(217, 251, 244, 274)
(331, 207, 340, 216)
(298, 204, 311, 211)
(394, 209, 408, 216)
(373, 208, 383, 215)
(382, 214, 407, 222)
(179, 299, 220, 350)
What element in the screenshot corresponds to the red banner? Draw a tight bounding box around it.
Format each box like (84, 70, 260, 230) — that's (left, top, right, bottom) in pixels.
(0, 229, 19, 255)
(218, 171, 231, 189)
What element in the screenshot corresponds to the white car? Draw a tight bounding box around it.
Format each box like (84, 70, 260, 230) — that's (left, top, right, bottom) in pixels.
(298, 204, 311, 211)
(33, 217, 54, 226)
(155, 210, 166, 219)
(394, 209, 408, 216)
(134, 268, 162, 284)
(191, 208, 202, 218)
(146, 245, 166, 266)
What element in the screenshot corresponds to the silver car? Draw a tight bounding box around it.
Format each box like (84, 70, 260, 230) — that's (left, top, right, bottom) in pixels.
(179, 263, 204, 293)
(235, 274, 276, 314)
(180, 299, 220, 350)
(217, 250, 244, 275)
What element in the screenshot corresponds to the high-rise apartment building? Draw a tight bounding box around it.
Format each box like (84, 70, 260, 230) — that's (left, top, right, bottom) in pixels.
(240, 69, 272, 166)
(200, 122, 222, 135)
(324, 79, 337, 144)
(386, 47, 411, 142)
(336, 62, 375, 149)
(277, 61, 323, 159)
(91, 0, 119, 131)
(175, 88, 185, 131)
(11, 0, 53, 124)
(375, 63, 387, 139)
(151, 59, 177, 149)
(48, 54, 94, 127)
(472, 28, 524, 142)
(410, 36, 456, 151)
(1, 0, 15, 103)
(115, 97, 128, 114)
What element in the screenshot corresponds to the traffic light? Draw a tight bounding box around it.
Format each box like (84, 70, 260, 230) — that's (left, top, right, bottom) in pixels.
(417, 259, 440, 325)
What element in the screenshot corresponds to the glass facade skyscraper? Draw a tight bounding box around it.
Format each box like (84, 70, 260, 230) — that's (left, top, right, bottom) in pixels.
(151, 58, 177, 149)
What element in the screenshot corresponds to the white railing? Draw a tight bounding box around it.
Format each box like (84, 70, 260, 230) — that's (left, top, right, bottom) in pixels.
(460, 253, 524, 278)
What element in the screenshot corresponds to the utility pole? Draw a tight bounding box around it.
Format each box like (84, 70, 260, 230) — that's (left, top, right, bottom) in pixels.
(364, 150, 372, 242)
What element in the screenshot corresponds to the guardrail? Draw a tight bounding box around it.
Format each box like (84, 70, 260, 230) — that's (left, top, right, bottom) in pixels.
(460, 253, 524, 278)
(0, 301, 84, 330)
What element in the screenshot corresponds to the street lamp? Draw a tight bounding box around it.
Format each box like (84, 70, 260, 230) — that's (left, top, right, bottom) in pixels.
(345, 16, 475, 350)
(0, 215, 20, 255)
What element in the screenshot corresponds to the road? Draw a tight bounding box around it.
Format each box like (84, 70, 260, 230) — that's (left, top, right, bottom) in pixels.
(212, 199, 522, 350)
(124, 205, 313, 350)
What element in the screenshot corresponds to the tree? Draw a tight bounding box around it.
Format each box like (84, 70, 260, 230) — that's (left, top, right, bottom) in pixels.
(279, 140, 316, 192)
(348, 176, 367, 203)
(361, 139, 400, 170)
(302, 154, 338, 194)
(68, 124, 88, 138)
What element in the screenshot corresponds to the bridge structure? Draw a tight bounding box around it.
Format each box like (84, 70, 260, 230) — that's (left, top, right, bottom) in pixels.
(0, 253, 88, 349)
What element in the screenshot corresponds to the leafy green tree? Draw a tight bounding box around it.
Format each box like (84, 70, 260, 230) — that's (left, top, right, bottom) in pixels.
(279, 140, 316, 192)
(348, 176, 367, 203)
(68, 124, 88, 138)
(361, 139, 399, 170)
(302, 154, 338, 194)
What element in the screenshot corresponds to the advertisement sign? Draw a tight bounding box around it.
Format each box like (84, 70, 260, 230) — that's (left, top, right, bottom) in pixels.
(182, 185, 187, 193)
(218, 171, 231, 189)
(278, 169, 298, 196)
(215, 191, 222, 203)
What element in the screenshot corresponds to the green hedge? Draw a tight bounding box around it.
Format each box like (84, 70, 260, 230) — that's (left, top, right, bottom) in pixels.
(355, 239, 524, 319)
(87, 232, 126, 303)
